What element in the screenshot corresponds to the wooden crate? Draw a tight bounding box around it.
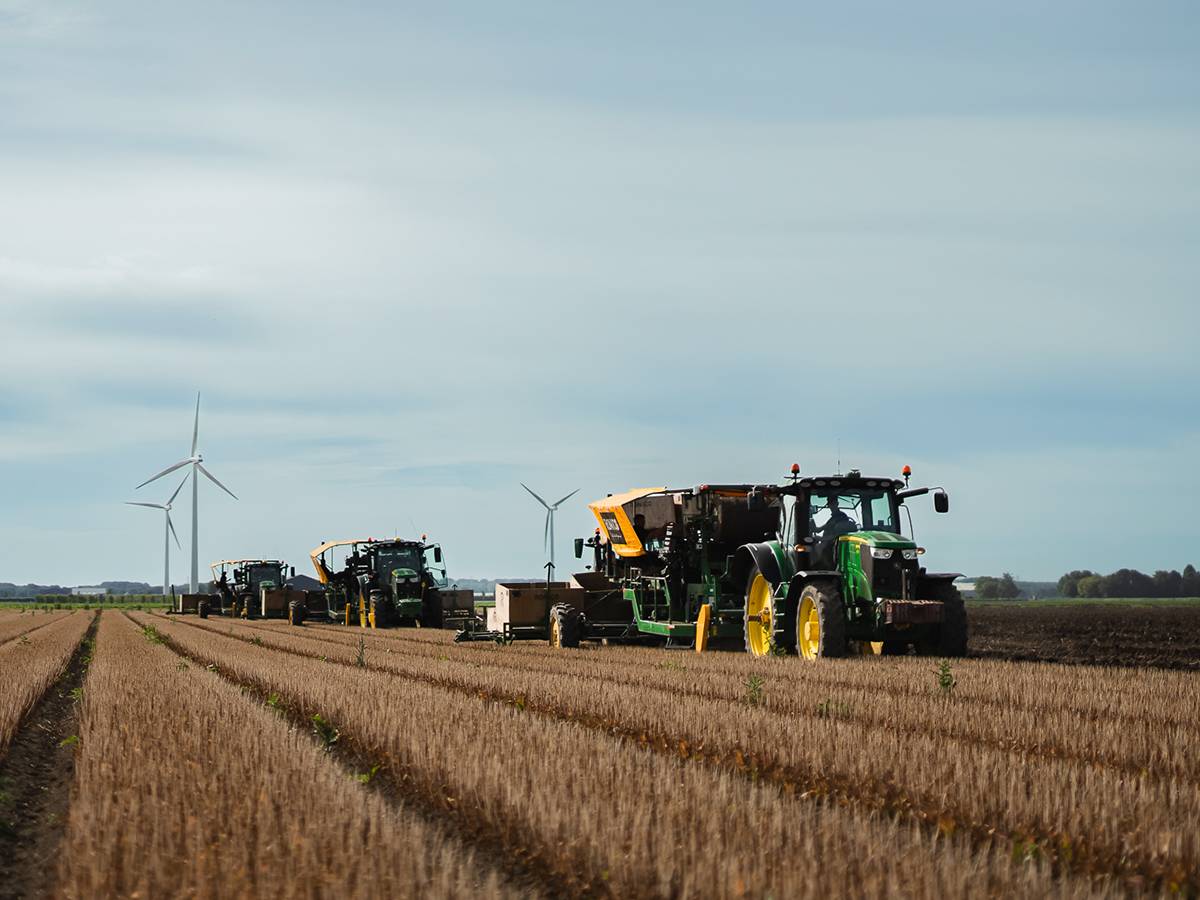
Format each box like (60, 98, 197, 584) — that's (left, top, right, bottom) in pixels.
(492, 582, 583, 628)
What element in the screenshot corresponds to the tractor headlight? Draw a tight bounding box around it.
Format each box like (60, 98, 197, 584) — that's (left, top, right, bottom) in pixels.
(870, 548, 894, 560)
(901, 548, 925, 560)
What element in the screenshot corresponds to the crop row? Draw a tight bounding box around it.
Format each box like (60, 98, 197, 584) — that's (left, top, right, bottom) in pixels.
(0, 609, 71, 647)
(308, 620, 1200, 732)
(133, 612, 1111, 899)
(0, 611, 91, 756)
(54, 613, 518, 899)
(239, 618, 1200, 782)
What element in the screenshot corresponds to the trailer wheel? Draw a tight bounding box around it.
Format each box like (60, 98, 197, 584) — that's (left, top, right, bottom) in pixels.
(794, 581, 847, 659)
(288, 599, 305, 627)
(548, 604, 581, 648)
(881, 640, 909, 656)
(197, 599, 209, 619)
(917, 582, 968, 657)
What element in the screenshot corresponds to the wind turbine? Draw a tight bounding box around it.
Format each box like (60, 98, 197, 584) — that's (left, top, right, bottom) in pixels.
(520, 483, 579, 575)
(136, 393, 237, 593)
(125, 476, 188, 597)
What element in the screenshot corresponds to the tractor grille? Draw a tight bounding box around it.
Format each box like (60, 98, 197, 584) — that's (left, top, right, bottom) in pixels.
(871, 556, 903, 599)
(859, 546, 920, 600)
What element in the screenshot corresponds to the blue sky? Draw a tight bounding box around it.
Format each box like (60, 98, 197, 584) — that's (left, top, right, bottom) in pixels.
(1, 1, 1198, 585)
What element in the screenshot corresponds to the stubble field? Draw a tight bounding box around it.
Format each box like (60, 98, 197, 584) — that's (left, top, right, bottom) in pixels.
(0, 607, 1196, 898)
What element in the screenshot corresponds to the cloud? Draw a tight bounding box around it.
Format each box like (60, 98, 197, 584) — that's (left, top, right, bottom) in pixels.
(0, 2, 1198, 583)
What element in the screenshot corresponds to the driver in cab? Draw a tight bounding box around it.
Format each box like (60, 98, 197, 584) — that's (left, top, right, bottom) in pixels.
(815, 495, 857, 540)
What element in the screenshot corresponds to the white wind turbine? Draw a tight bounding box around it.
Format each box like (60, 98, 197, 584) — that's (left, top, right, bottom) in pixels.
(125, 476, 188, 597)
(520, 483, 579, 575)
(136, 393, 237, 592)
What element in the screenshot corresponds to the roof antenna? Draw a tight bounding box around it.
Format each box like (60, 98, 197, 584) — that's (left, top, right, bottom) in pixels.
(837, 438, 841, 477)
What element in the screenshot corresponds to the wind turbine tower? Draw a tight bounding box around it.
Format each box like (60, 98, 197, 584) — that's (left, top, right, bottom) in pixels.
(125, 476, 187, 596)
(136, 393, 237, 592)
(520, 483, 579, 574)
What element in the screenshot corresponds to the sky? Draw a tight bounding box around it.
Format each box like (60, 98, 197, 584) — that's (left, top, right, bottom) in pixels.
(1, 1, 1198, 586)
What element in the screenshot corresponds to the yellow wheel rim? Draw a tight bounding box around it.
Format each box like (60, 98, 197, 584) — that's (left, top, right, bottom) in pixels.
(745, 574, 774, 657)
(798, 596, 820, 659)
(549, 615, 561, 648)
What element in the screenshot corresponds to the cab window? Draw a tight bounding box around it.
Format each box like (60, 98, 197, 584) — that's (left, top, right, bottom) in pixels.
(867, 493, 897, 533)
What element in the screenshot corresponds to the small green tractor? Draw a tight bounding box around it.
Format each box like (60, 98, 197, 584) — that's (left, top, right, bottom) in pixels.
(208, 559, 293, 620)
(310, 537, 474, 629)
(551, 466, 965, 658)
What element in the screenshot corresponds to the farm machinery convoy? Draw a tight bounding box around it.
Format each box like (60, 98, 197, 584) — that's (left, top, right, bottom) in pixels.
(172, 463, 966, 659)
(462, 465, 967, 659)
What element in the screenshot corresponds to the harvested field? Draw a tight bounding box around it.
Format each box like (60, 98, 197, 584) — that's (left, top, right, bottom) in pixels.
(969, 601, 1200, 670)
(54, 615, 516, 900)
(0, 611, 91, 754)
(1, 607, 1195, 897)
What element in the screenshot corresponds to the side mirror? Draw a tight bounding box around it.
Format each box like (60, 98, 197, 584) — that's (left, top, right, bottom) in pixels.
(574, 537, 584, 559)
(289, 566, 295, 578)
(747, 488, 766, 511)
(433, 547, 443, 563)
(934, 491, 949, 513)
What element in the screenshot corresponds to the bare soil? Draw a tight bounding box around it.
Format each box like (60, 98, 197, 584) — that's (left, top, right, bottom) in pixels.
(0, 614, 95, 900)
(969, 602, 1200, 669)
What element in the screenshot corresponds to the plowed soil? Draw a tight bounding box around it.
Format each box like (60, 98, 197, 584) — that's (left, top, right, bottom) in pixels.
(968, 602, 1200, 669)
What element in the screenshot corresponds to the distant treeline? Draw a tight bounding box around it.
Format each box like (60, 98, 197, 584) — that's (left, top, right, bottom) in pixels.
(1058, 566, 1200, 599)
(0, 581, 155, 599)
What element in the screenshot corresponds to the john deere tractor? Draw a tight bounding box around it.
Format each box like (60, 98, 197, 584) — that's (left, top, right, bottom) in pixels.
(565, 466, 965, 658)
(733, 467, 965, 658)
(310, 537, 474, 628)
(209, 559, 291, 619)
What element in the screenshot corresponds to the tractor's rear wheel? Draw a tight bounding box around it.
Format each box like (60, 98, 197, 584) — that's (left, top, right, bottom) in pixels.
(744, 569, 792, 657)
(918, 582, 968, 657)
(288, 599, 305, 627)
(548, 604, 581, 648)
(795, 581, 847, 660)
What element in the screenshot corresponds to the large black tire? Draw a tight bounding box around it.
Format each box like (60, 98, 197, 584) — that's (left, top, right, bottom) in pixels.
(881, 640, 909, 656)
(794, 580, 847, 659)
(743, 567, 794, 657)
(918, 582, 968, 657)
(197, 599, 209, 619)
(369, 592, 390, 629)
(548, 604, 581, 648)
(288, 599, 305, 627)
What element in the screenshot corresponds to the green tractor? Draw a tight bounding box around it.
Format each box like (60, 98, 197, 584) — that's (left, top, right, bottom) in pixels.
(209, 559, 291, 619)
(571, 466, 965, 658)
(310, 537, 475, 628)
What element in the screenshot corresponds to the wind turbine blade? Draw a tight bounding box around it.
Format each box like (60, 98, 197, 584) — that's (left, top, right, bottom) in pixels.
(125, 501, 166, 509)
(552, 488, 580, 508)
(167, 474, 188, 506)
(197, 462, 237, 499)
(191, 392, 200, 456)
(521, 483, 550, 509)
(136, 458, 192, 490)
(167, 512, 181, 550)
(544, 511, 551, 550)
